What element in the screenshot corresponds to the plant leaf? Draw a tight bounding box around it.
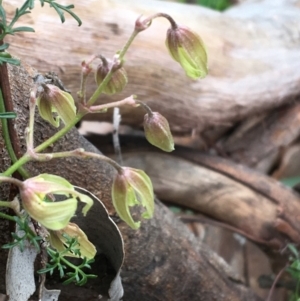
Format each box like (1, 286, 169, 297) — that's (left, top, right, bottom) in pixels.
(12, 26, 35, 33)
(0, 43, 9, 51)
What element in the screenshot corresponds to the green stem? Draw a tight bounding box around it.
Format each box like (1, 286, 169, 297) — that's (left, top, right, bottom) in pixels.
(2, 116, 79, 176)
(85, 68, 113, 107)
(0, 200, 13, 208)
(32, 148, 123, 173)
(35, 114, 83, 153)
(0, 88, 30, 178)
(0, 211, 15, 222)
(88, 95, 136, 113)
(118, 29, 139, 60)
(135, 100, 153, 116)
(0, 175, 23, 187)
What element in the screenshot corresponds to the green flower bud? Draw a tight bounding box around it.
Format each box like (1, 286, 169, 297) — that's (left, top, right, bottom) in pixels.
(144, 112, 174, 152)
(37, 84, 76, 127)
(166, 24, 208, 79)
(95, 58, 128, 95)
(20, 174, 93, 230)
(49, 222, 96, 259)
(112, 167, 154, 229)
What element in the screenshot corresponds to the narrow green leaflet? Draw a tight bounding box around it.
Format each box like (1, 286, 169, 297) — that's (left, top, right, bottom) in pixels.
(0, 56, 20, 65)
(0, 0, 82, 45)
(0, 112, 17, 119)
(0, 5, 6, 25)
(40, 1, 82, 26)
(12, 26, 35, 33)
(0, 43, 9, 51)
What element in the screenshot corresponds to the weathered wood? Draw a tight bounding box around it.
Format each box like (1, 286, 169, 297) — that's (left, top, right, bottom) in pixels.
(88, 133, 300, 250)
(0, 63, 261, 300)
(220, 103, 300, 173)
(5, 0, 300, 135)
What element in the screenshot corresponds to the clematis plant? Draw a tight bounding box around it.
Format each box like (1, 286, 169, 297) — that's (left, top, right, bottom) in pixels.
(0, 2, 208, 287)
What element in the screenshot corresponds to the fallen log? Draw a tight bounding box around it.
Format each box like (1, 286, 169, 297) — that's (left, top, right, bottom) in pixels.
(88, 133, 300, 250)
(5, 0, 300, 135)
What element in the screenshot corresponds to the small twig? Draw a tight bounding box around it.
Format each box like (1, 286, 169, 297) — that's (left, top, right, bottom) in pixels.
(266, 264, 288, 301)
(113, 107, 123, 165)
(178, 213, 281, 248)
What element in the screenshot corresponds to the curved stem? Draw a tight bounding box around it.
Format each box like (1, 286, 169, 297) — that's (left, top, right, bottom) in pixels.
(88, 95, 136, 113)
(141, 13, 177, 30)
(118, 29, 139, 60)
(31, 148, 123, 174)
(0, 175, 23, 187)
(2, 113, 83, 177)
(0, 211, 15, 222)
(0, 88, 30, 178)
(266, 264, 288, 301)
(0, 200, 13, 208)
(135, 100, 153, 116)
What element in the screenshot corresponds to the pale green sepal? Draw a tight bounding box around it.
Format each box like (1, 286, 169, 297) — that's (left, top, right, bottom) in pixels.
(165, 25, 208, 80)
(21, 174, 93, 230)
(37, 96, 59, 127)
(74, 192, 94, 216)
(112, 175, 140, 230)
(52, 90, 76, 127)
(22, 197, 77, 230)
(49, 222, 96, 259)
(28, 174, 75, 194)
(126, 169, 154, 220)
(178, 46, 207, 79)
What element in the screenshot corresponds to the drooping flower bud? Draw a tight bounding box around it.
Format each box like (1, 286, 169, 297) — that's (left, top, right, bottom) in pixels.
(37, 84, 76, 127)
(20, 174, 93, 230)
(166, 24, 208, 79)
(112, 167, 154, 229)
(49, 222, 96, 259)
(144, 112, 174, 152)
(95, 57, 128, 95)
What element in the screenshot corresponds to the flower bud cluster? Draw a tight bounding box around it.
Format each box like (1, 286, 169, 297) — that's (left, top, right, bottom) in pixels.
(95, 57, 128, 95)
